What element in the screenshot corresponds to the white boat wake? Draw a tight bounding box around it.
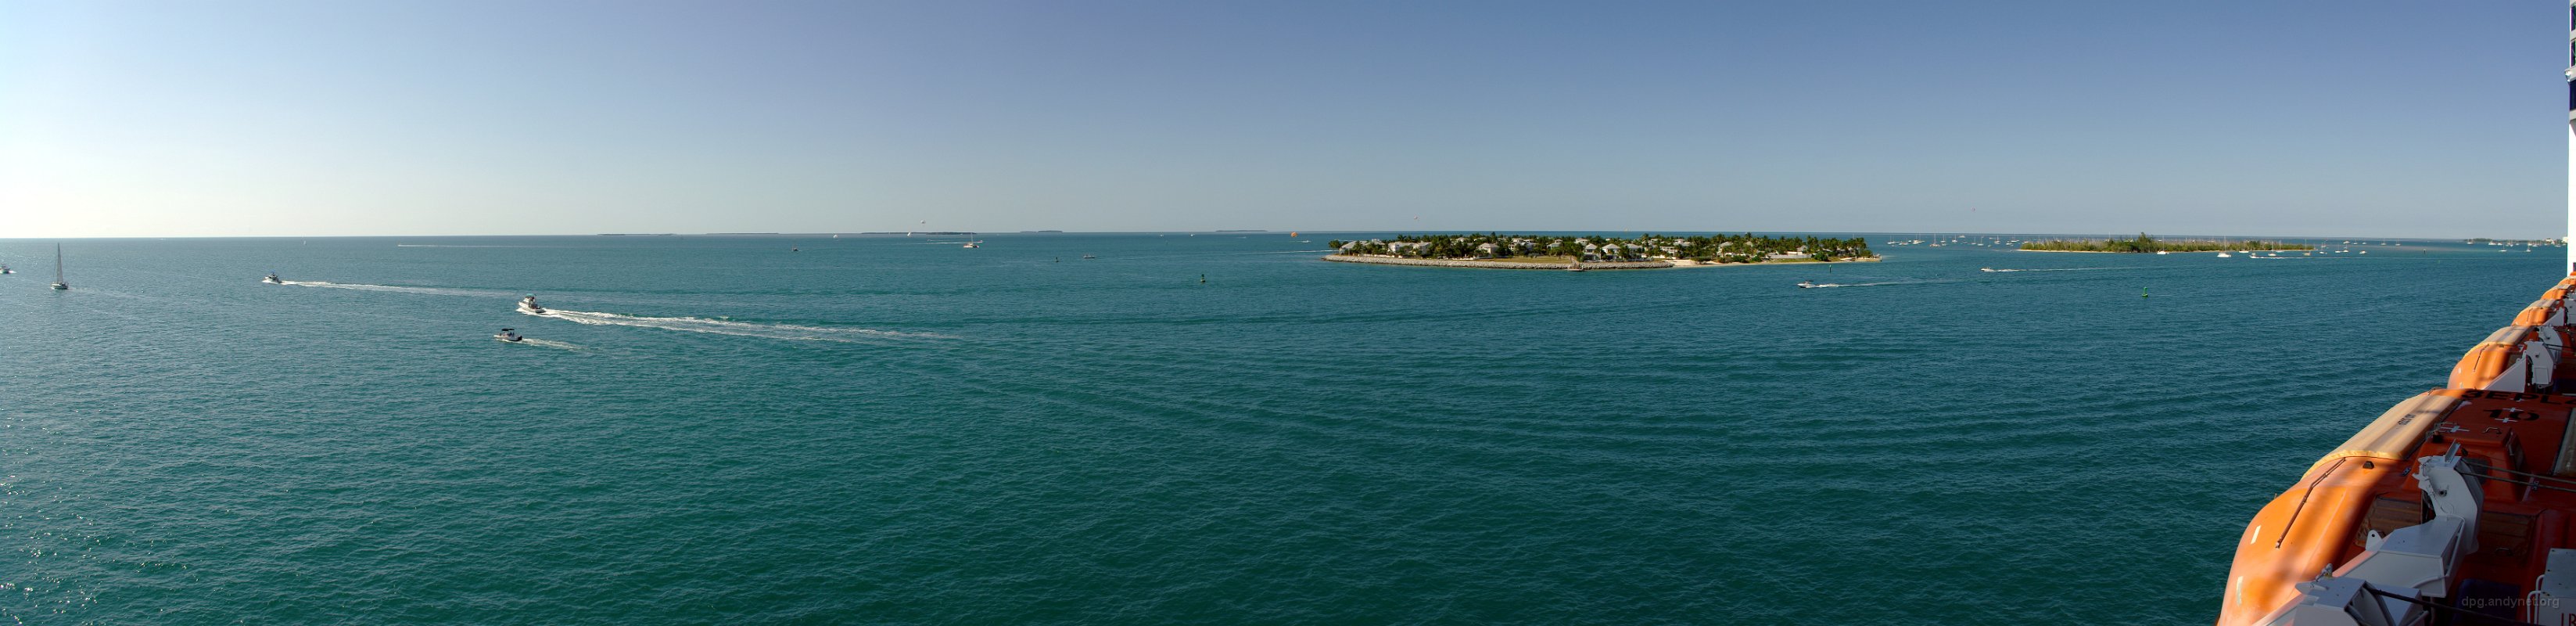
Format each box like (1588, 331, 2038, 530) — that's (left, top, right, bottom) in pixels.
(521, 308, 953, 342)
(1805, 279, 1962, 289)
(275, 280, 520, 297)
(502, 337, 582, 350)
(1978, 265, 2143, 272)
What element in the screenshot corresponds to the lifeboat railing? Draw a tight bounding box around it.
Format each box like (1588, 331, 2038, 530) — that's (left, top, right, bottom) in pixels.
(2258, 446, 2484, 625)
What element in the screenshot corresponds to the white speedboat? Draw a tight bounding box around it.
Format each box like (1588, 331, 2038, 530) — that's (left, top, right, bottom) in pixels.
(495, 328, 524, 343)
(1797, 280, 1817, 289)
(2215, 252, 2232, 257)
(518, 295, 546, 314)
(263, 272, 283, 284)
(1979, 267, 1997, 272)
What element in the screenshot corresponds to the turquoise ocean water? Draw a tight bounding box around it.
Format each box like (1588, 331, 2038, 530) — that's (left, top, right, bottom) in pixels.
(1, 233, 2560, 624)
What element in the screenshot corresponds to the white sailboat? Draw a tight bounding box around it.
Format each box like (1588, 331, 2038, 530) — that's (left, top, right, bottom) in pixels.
(48, 243, 69, 290)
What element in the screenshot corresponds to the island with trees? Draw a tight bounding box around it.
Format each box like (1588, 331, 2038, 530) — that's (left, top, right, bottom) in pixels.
(2019, 234, 2316, 253)
(1322, 233, 1877, 270)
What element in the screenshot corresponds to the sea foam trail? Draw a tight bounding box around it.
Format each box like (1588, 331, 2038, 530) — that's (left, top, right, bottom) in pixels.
(1805, 279, 1958, 289)
(1978, 265, 2143, 272)
(501, 337, 582, 351)
(276, 280, 520, 297)
(523, 309, 953, 342)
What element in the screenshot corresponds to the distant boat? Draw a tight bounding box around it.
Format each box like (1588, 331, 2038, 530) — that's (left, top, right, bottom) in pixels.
(1, 264, 12, 274)
(48, 244, 68, 290)
(962, 239, 980, 249)
(1797, 280, 1817, 289)
(494, 328, 524, 343)
(1979, 267, 1997, 272)
(518, 295, 546, 315)
(2215, 252, 2232, 258)
(264, 272, 283, 284)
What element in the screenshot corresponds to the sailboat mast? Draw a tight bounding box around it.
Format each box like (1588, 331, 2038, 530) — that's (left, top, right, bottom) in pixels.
(56, 244, 63, 282)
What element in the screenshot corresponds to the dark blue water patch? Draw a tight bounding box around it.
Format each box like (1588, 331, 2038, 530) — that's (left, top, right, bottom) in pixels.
(0, 235, 2556, 624)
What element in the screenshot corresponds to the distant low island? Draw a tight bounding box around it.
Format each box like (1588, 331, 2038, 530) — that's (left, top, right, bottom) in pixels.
(1323, 233, 1877, 270)
(2020, 234, 2315, 253)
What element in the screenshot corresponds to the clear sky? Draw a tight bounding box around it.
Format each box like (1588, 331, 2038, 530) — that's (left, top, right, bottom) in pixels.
(0, 1, 2559, 238)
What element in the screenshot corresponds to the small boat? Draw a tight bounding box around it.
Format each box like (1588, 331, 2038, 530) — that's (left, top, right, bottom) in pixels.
(518, 295, 546, 314)
(962, 239, 980, 249)
(48, 244, 68, 290)
(1, 264, 12, 274)
(1979, 267, 1997, 272)
(1797, 280, 1817, 289)
(2215, 252, 2232, 258)
(494, 328, 524, 343)
(263, 272, 283, 284)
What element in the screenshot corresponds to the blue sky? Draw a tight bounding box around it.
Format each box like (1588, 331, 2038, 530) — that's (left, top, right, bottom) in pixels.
(0, 1, 2558, 238)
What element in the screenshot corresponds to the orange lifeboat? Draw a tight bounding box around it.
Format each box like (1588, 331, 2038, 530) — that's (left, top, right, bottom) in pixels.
(2218, 392, 2456, 625)
(2448, 326, 2553, 391)
(2517, 297, 2566, 326)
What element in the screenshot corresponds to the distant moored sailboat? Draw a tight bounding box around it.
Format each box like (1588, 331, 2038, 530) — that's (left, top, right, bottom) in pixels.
(49, 243, 69, 290)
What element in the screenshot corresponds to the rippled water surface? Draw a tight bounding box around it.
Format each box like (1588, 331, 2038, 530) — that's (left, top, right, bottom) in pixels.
(1, 234, 2560, 624)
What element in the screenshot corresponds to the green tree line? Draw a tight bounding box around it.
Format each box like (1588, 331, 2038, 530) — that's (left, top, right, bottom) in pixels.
(2018, 234, 2315, 253)
(1326, 233, 1875, 264)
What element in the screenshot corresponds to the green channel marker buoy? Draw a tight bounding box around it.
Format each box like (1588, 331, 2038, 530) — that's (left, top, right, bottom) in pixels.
(2142, 286, 2151, 298)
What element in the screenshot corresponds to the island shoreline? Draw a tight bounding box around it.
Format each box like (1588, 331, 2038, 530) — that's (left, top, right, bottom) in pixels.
(1320, 254, 1882, 270)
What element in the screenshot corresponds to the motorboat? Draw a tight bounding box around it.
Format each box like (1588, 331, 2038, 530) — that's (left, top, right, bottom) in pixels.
(494, 328, 524, 343)
(1979, 267, 1997, 272)
(518, 295, 546, 315)
(263, 272, 283, 284)
(1796, 280, 1817, 289)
